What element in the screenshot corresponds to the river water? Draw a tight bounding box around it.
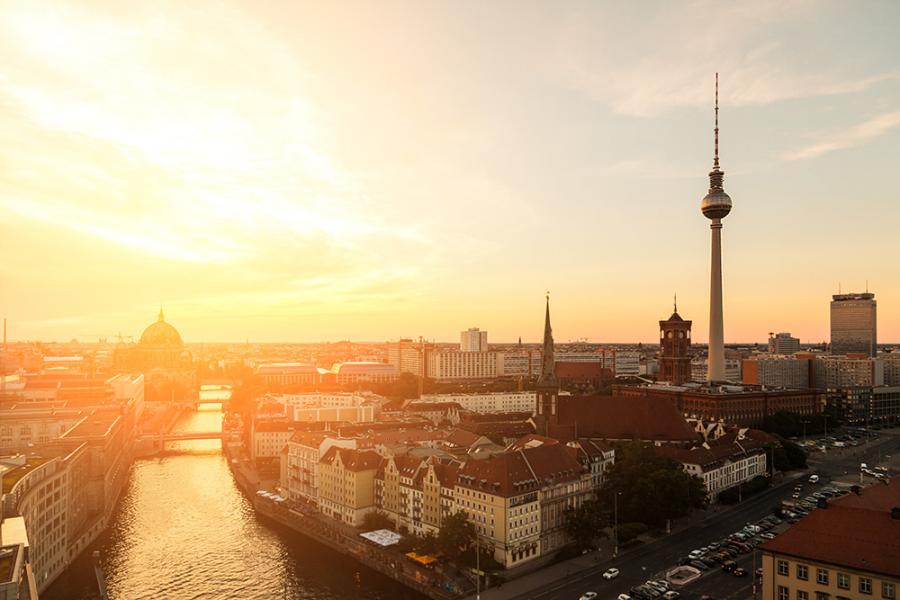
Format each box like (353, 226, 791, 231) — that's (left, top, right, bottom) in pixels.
(44, 387, 423, 600)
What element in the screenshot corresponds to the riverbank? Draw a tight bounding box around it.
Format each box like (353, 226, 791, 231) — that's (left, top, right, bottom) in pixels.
(222, 442, 470, 600)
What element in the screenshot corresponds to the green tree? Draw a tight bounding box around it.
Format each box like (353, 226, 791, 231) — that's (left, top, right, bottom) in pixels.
(437, 511, 476, 561)
(360, 510, 395, 531)
(564, 500, 607, 551)
(598, 442, 707, 529)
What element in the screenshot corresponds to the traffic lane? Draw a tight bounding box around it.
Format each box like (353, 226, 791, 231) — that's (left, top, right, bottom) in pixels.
(677, 548, 759, 600)
(519, 480, 800, 600)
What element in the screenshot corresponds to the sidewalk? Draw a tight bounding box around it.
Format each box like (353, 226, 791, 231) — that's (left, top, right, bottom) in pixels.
(467, 471, 806, 600)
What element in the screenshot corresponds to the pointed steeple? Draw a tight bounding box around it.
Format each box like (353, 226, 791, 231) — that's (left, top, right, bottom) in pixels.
(158, 305, 165, 322)
(538, 293, 557, 385)
(674, 293, 678, 315)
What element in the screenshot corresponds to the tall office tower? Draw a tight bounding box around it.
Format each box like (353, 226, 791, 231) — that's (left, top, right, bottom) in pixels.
(659, 298, 693, 385)
(459, 327, 488, 352)
(830, 292, 877, 356)
(768, 332, 801, 355)
(700, 73, 732, 382)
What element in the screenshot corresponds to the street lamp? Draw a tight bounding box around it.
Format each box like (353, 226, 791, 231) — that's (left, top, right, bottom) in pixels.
(613, 492, 621, 558)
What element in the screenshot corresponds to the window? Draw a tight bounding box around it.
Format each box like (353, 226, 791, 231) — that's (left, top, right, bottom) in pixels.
(860, 577, 872, 595)
(884, 583, 896, 600)
(816, 594, 830, 600)
(778, 560, 790, 576)
(835, 573, 850, 589)
(817, 569, 829, 585)
(778, 586, 790, 600)
(797, 565, 809, 581)
(798, 592, 809, 600)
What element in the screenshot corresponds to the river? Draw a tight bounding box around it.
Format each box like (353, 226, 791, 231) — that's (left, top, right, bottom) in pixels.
(44, 387, 424, 600)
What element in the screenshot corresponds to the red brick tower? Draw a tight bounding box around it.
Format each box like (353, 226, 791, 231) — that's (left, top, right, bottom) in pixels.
(659, 297, 692, 385)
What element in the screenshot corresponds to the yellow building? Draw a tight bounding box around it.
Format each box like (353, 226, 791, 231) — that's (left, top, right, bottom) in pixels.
(760, 477, 899, 600)
(317, 447, 381, 527)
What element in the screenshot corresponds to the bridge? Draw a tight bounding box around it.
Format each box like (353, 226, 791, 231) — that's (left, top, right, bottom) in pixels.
(138, 431, 224, 442)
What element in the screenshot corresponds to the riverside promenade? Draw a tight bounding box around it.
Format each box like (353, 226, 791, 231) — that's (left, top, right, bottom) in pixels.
(223, 442, 472, 600)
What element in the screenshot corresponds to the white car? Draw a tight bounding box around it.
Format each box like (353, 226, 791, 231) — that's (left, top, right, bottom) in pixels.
(579, 593, 598, 600)
(809, 475, 820, 484)
(603, 568, 620, 580)
(617, 595, 632, 600)
(663, 592, 681, 600)
(688, 550, 703, 559)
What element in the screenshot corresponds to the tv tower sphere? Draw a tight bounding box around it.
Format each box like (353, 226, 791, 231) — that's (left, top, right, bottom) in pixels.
(701, 187, 732, 220)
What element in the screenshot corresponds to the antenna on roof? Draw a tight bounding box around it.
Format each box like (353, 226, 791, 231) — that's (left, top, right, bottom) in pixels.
(714, 72, 720, 170)
(674, 293, 678, 314)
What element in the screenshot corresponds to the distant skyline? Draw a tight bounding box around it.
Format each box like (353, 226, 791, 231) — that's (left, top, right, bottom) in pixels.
(2, 1, 899, 344)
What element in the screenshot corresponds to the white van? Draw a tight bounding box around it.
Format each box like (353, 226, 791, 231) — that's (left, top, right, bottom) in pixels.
(808, 475, 820, 484)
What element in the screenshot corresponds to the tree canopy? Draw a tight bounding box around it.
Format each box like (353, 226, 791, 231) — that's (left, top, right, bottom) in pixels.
(598, 442, 707, 529)
(437, 511, 476, 561)
(564, 499, 607, 551)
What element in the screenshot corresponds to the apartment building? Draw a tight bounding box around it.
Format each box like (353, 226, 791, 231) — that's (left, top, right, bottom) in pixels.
(743, 355, 812, 389)
(760, 477, 899, 600)
(656, 429, 771, 501)
(414, 392, 537, 415)
(283, 431, 358, 505)
(426, 350, 498, 381)
(272, 392, 378, 423)
(453, 441, 592, 568)
(317, 447, 381, 527)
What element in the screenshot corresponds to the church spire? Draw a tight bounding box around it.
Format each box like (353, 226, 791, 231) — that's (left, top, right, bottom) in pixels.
(538, 293, 557, 385)
(158, 305, 165, 322)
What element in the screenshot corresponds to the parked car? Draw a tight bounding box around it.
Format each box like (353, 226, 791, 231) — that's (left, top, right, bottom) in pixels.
(603, 568, 620, 580)
(690, 560, 709, 571)
(579, 594, 598, 600)
(733, 568, 748, 577)
(761, 532, 776, 540)
(809, 474, 819, 483)
(721, 560, 737, 572)
(663, 592, 680, 600)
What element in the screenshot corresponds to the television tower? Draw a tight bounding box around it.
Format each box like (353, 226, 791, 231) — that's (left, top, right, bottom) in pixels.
(701, 73, 732, 382)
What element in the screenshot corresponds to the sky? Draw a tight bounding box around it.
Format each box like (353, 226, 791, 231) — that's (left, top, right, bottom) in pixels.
(1, 0, 899, 345)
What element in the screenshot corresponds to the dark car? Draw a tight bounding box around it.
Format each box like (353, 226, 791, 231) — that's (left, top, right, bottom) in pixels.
(733, 568, 748, 577)
(677, 556, 693, 566)
(756, 567, 763, 578)
(721, 560, 737, 572)
(690, 560, 709, 571)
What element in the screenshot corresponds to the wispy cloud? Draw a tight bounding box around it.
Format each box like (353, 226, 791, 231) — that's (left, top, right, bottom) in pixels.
(548, 1, 898, 117)
(784, 110, 900, 160)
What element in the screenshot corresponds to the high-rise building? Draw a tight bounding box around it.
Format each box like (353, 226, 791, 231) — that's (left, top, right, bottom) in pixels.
(459, 328, 488, 352)
(768, 332, 800, 355)
(830, 292, 877, 357)
(658, 299, 692, 385)
(700, 74, 732, 382)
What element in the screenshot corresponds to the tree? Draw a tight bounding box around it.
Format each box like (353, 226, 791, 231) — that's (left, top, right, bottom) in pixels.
(437, 511, 476, 561)
(617, 522, 648, 543)
(781, 439, 808, 469)
(598, 442, 707, 529)
(360, 510, 394, 531)
(564, 500, 607, 551)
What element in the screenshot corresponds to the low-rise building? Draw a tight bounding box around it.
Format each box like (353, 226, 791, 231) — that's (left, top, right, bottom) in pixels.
(414, 392, 536, 415)
(283, 431, 358, 505)
(255, 362, 319, 387)
(271, 392, 378, 423)
(656, 428, 771, 501)
(331, 362, 399, 385)
(759, 477, 900, 600)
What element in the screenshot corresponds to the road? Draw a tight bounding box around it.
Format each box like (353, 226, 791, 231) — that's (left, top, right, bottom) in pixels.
(512, 429, 899, 600)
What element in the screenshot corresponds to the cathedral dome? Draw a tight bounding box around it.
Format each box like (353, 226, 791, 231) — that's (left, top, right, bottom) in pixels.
(139, 308, 184, 347)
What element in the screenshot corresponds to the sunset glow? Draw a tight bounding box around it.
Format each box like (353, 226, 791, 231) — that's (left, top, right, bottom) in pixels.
(2, 1, 899, 343)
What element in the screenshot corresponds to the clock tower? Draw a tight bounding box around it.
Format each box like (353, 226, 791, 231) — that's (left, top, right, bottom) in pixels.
(659, 297, 692, 385)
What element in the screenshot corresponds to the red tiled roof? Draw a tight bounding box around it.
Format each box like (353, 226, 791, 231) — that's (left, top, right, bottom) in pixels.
(760, 502, 900, 579)
(455, 443, 586, 497)
(444, 428, 484, 448)
(553, 394, 697, 443)
(320, 447, 381, 471)
(554, 361, 613, 380)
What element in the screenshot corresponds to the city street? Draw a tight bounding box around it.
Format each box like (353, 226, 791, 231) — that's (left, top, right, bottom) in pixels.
(496, 429, 900, 600)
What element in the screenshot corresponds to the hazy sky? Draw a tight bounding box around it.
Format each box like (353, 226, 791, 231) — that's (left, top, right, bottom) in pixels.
(1, 1, 899, 344)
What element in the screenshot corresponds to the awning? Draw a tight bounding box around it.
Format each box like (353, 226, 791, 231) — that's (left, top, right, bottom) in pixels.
(406, 552, 437, 565)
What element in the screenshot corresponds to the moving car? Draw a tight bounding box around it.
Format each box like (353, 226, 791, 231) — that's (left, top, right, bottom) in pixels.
(733, 568, 748, 577)
(603, 568, 620, 580)
(809, 474, 820, 483)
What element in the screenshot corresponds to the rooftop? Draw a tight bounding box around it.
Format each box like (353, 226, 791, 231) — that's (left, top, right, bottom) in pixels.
(2, 457, 52, 493)
(760, 483, 900, 579)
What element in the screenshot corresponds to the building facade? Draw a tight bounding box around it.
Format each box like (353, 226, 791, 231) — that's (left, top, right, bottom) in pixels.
(769, 333, 801, 355)
(460, 328, 488, 352)
(831, 292, 877, 357)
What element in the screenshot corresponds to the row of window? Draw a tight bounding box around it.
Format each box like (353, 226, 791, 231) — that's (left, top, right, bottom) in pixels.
(776, 560, 895, 597)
